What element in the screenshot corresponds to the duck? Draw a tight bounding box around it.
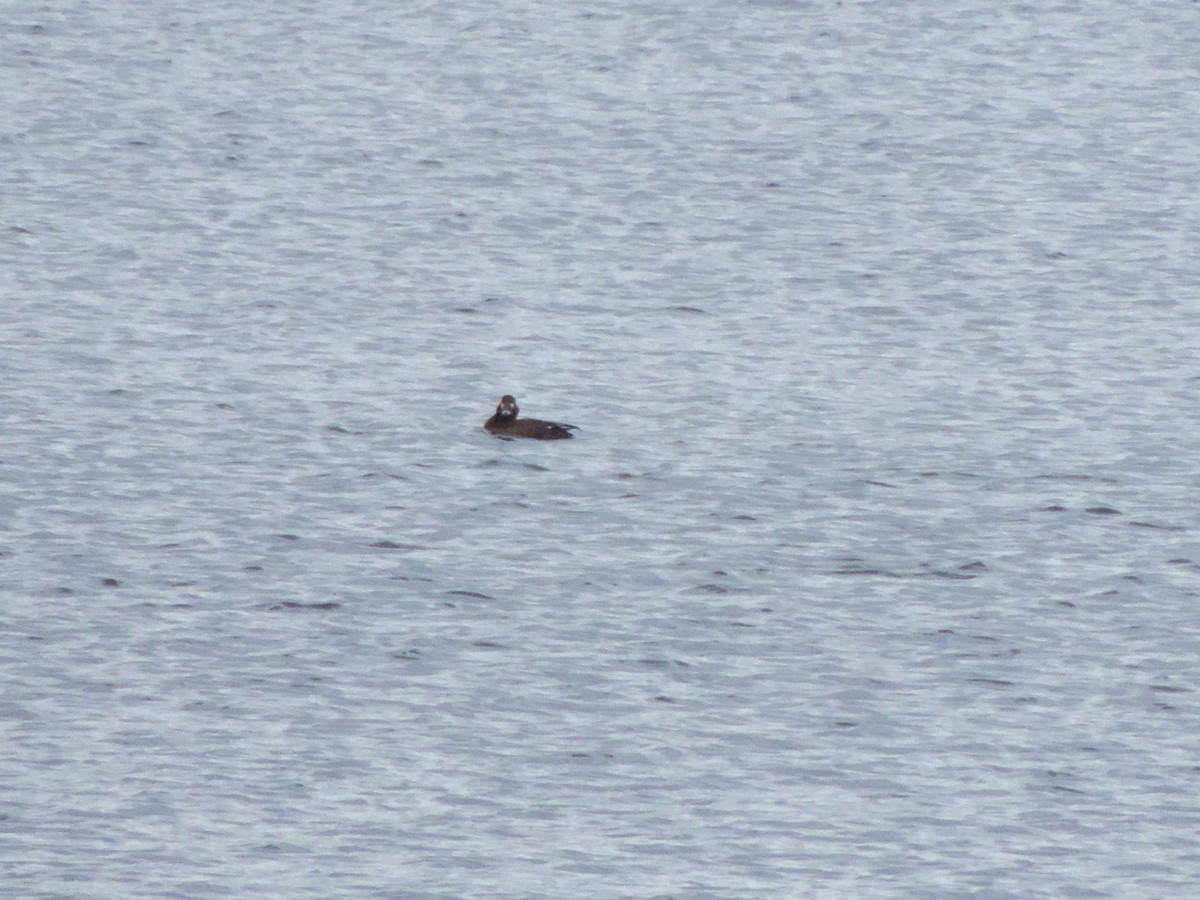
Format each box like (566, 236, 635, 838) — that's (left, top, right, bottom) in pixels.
(484, 395, 577, 440)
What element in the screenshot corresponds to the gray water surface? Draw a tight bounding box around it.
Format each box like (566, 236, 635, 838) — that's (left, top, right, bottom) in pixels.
(3, 2, 1200, 897)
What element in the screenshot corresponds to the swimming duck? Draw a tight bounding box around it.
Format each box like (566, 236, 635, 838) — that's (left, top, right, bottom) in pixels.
(484, 395, 577, 440)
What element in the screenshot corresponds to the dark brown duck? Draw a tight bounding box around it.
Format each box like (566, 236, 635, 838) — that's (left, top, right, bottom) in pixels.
(484, 395, 577, 440)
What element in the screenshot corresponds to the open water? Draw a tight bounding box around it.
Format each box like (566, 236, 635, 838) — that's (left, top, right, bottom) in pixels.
(3, 1, 1200, 897)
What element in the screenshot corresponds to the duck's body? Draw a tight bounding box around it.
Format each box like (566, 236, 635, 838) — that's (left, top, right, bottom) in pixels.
(484, 395, 577, 440)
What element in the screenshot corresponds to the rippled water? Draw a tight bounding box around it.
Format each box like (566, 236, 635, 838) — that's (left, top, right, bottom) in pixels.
(4, 1, 1200, 896)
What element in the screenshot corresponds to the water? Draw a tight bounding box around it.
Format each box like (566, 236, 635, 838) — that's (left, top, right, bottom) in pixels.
(3, 1, 1200, 896)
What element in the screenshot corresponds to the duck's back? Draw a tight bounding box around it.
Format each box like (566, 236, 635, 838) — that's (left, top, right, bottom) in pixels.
(485, 416, 576, 440)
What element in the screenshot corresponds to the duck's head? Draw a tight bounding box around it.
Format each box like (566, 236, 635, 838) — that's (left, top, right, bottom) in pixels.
(495, 395, 519, 420)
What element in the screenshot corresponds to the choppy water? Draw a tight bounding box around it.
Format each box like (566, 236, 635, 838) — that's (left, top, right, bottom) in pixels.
(4, 1, 1200, 897)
